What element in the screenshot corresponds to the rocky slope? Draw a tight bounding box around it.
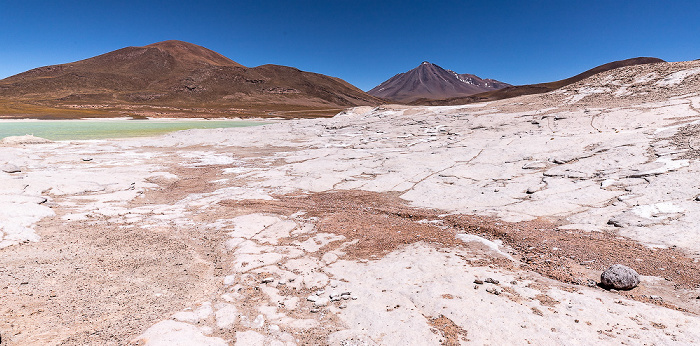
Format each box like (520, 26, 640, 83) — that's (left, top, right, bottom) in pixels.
(368, 61, 510, 102)
(0, 40, 382, 118)
(2, 60, 700, 345)
(414, 57, 665, 105)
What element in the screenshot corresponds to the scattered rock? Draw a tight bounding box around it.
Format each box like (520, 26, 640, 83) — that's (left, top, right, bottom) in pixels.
(261, 277, 274, 284)
(473, 279, 484, 284)
(330, 293, 342, 301)
(307, 295, 319, 302)
(486, 287, 501, 295)
(485, 278, 499, 285)
(600, 264, 640, 290)
(82, 157, 93, 162)
(310, 308, 320, 313)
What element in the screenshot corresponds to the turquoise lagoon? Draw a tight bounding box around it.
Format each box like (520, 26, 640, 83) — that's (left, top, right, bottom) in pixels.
(0, 119, 266, 141)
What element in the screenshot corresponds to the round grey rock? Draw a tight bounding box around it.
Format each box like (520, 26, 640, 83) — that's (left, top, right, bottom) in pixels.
(600, 264, 640, 290)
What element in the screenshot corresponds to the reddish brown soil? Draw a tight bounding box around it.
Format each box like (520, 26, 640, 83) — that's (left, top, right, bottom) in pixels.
(427, 314, 469, 345)
(221, 190, 700, 293)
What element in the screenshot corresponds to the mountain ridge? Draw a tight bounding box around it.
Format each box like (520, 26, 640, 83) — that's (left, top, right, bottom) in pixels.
(0, 40, 382, 118)
(411, 57, 666, 106)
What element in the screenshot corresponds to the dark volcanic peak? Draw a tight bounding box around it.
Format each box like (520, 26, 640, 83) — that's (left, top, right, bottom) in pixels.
(368, 62, 510, 103)
(0, 40, 382, 117)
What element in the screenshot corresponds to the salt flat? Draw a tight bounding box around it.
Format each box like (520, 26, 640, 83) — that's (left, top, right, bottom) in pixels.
(2, 60, 700, 345)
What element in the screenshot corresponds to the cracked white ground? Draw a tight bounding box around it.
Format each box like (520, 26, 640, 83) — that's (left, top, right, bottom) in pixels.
(2, 60, 700, 345)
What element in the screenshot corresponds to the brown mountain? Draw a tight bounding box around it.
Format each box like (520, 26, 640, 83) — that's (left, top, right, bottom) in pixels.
(367, 62, 510, 103)
(411, 57, 666, 106)
(0, 40, 382, 118)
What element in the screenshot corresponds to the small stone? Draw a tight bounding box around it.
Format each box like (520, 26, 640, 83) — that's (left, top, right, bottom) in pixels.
(600, 264, 640, 290)
(330, 293, 342, 302)
(342, 295, 350, 300)
(310, 308, 320, 313)
(82, 158, 93, 162)
(306, 295, 319, 302)
(339, 304, 347, 309)
(486, 287, 501, 295)
(650, 295, 662, 300)
(261, 277, 274, 284)
(485, 278, 499, 285)
(341, 291, 352, 296)
(473, 279, 483, 284)
(586, 279, 597, 287)
(351, 296, 358, 300)
(316, 289, 325, 295)
(474, 285, 479, 290)
(522, 161, 547, 169)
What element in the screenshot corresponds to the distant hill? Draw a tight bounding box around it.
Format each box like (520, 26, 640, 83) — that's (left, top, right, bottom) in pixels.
(0, 40, 383, 118)
(367, 62, 510, 103)
(411, 57, 666, 106)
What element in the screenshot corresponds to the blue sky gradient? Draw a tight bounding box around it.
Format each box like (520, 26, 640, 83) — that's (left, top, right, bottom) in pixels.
(1, 0, 699, 90)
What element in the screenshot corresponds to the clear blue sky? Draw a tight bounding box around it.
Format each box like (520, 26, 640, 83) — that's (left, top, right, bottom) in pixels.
(1, 0, 699, 91)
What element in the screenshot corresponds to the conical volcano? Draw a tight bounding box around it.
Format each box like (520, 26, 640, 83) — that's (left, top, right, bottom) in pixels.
(368, 62, 509, 102)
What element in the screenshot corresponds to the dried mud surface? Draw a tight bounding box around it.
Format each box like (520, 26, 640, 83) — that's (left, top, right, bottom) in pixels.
(220, 190, 700, 309)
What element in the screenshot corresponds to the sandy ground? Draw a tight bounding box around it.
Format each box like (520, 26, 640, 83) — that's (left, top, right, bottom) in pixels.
(3, 60, 700, 345)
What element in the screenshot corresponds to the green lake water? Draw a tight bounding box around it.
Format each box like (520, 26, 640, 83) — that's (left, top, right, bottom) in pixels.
(0, 119, 266, 140)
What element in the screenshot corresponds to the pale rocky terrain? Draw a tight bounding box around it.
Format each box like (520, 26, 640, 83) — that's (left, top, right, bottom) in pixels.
(2, 60, 700, 345)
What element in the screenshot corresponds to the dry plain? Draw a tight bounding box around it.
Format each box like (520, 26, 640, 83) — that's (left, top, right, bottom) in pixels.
(3, 60, 700, 345)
